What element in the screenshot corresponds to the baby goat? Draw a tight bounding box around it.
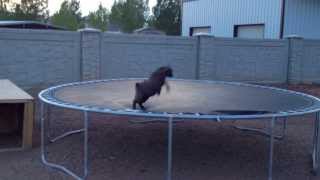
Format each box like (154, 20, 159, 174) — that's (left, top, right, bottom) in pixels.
(132, 66, 173, 110)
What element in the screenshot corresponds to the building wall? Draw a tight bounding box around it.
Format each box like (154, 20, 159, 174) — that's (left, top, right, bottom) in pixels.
(182, 0, 282, 39)
(284, 0, 320, 39)
(0, 29, 81, 89)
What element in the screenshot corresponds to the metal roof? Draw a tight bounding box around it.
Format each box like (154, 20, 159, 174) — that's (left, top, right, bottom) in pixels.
(0, 20, 66, 30)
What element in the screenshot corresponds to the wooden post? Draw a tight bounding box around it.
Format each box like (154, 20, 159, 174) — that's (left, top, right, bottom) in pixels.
(22, 101, 34, 149)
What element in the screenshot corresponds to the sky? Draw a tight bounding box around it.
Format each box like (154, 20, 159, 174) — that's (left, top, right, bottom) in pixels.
(48, 0, 157, 16)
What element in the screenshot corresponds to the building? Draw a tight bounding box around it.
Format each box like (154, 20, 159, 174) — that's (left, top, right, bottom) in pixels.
(0, 21, 66, 30)
(182, 0, 320, 39)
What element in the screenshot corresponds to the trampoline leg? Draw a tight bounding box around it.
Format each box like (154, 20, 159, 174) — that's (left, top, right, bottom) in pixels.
(48, 108, 85, 143)
(282, 117, 287, 139)
(233, 117, 287, 140)
(312, 112, 320, 175)
(41, 102, 47, 162)
(84, 111, 89, 178)
(44, 105, 84, 143)
(129, 119, 165, 124)
(268, 117, 276, 180)
(41, 102, 89, 180)
(50, 129, 85, 143)
(129, 119, 184, 124)
(46, 106, 51, 139)
(167, 116, 173, 180)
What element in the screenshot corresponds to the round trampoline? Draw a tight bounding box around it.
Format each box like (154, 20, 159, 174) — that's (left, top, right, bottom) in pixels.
(39, 78, 320, 180)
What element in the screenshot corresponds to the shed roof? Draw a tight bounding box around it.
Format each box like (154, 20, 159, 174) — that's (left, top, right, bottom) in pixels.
(0, 21, 66, 30)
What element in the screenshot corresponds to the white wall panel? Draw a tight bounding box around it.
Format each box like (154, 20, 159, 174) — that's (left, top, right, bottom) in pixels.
(284, 0, 320, 39)
(182, 0, 282, 39)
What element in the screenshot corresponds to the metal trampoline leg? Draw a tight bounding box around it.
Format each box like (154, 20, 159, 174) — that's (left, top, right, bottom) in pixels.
(50, 129, 85, 143)
(84, 111, 89, 178)
(47, 106, 85, 143)
(233, 117, 287, 140)
(41, 102, 47, 161)
(41, 104, 89, 180)
(129, 119, 163, 124)
(129, 119, 184, 124)
(282, 117, 287, 138)
(167, 116, 173, 180)
(268, 117, 276, 180)
(312, 112, 320, 175)
(46, 106, 51, 139)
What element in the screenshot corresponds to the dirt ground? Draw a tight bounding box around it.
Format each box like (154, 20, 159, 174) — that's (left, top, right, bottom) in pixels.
(1, 84, 320, 180)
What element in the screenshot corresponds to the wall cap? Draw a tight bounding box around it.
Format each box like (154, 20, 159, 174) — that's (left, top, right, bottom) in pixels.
(284, 34, 304, 39)
(78, 28, 101, 33)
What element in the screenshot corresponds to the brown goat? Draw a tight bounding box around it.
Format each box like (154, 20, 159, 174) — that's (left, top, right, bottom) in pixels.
(132, 66, 173, 110)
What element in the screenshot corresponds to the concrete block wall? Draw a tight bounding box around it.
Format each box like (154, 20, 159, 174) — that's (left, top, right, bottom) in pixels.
(287, 37, 320, 84)
(0, 28, 81, 89)
(0, 28, 320, 93)
(100, 33, 198, 79)
(199, 36, 289, 83)
(299, 39, 320, 84)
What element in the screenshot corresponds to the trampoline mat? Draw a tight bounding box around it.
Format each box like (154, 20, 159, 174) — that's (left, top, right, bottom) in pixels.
(50, 79, 319, 116)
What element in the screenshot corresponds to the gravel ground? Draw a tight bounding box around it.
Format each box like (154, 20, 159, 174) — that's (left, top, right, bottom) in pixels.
(1, 84, 320, 180)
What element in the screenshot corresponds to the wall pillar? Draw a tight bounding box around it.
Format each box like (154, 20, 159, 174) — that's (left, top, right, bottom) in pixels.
(78, 28, 102, 81)
(286, 35, 304, 84)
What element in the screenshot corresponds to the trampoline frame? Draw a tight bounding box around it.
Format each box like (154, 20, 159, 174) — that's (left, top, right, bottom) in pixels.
(39, 78, 320, 180)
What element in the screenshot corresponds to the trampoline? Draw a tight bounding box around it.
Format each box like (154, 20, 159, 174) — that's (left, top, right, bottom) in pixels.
(39, 78, 320, 180)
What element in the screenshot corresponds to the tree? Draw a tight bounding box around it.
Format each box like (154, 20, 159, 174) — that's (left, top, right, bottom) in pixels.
(87, 3, 109, 31)
(0, 0, 10, 20)
(0, 0, 9, 11)
(50, 0, 83, 30)
(109, 0, 123, 28)
(149, 0, 181, 35)
(16, 0, 49, 20)
(109, 0, 148, 33)
(0, 0, 48, 21)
